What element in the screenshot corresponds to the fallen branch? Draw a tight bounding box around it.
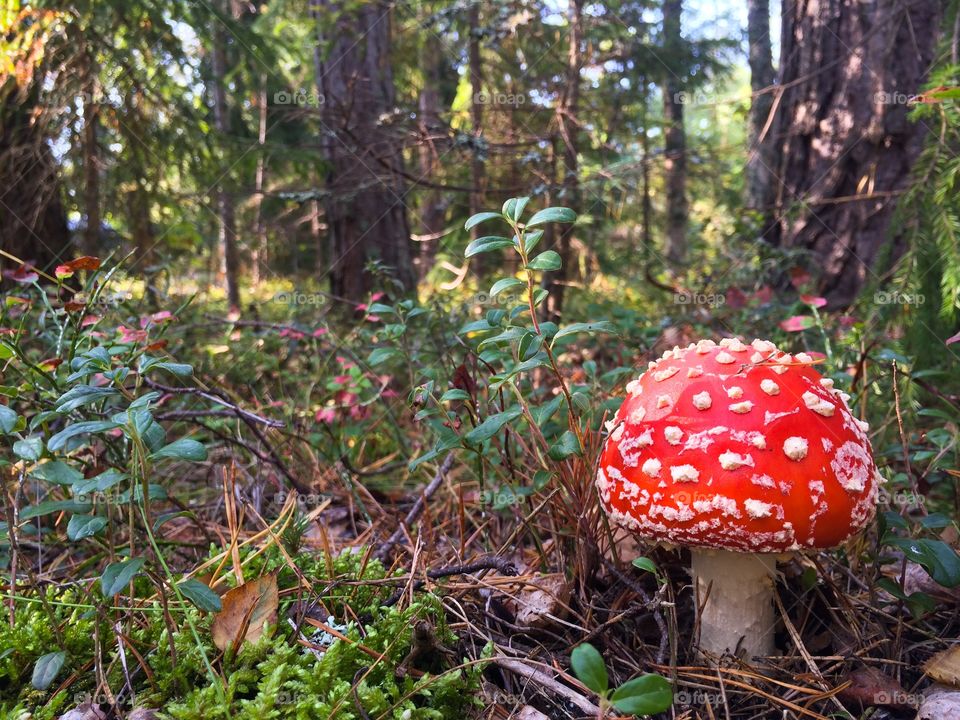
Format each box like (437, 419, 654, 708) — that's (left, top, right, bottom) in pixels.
(382, 556, 519, 607)
(491, 656, 600, 716)
(144, 378, 284, 428)
(373, 451, 455, 561)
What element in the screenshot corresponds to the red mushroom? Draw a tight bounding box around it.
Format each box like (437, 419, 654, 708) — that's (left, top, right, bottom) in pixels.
(597, 338, 880, 658)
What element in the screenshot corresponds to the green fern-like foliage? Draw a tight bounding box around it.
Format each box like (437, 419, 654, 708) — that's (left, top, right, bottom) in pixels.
(893, 55, 960, 364)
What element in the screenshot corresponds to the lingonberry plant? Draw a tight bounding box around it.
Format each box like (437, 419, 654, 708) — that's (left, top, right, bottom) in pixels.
(410, 199, 621, 471)
(0, 256, 219, 689)
(571, 642, 673, 716)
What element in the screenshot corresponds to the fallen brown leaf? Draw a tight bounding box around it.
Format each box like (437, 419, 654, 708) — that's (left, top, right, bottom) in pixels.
(926, 646, 960, 689)
(211, 573, 279, 652)
(502, 573, 572, 628)
(838, 667, 915, 710)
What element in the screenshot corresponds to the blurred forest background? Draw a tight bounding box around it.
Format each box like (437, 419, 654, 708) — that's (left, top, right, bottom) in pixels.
(2, 0, 956, 339)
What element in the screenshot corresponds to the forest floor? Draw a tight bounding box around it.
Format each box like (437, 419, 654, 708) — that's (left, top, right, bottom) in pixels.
(1, 264, 959, 720)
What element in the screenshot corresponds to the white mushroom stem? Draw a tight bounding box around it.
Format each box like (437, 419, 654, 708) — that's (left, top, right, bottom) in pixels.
(691, 549, 777, 658)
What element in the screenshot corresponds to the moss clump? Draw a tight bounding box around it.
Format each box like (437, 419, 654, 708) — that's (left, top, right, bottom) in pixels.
(0, 550, 483, 719)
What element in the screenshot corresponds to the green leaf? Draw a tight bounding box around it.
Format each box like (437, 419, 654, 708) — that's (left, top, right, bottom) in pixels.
(502, 196, 530, 221)
(464, 407, 523, 445)
(525, 207, 577, 227)
(66, 514, 107, 541)
(610, 674, 673, 715)
(531, 395, 564, 427)
(465, 236, 514, 258)
(0, 342, 13, 360)
(13, 436, 43, 461)
(101, 557, 146, 597)
(490, 277, 525, 297)
(919, 513, 953, 530)
(523, 229, 544, 254)
(458, 319, 496, 336)
(548, 430, 582, 460)
(368, 347, 400, 366)
(478, 327, 530, 351)
(464, 211, 502, 230)
(368, 303, 396, 315)
(74, 469, 127, 495)
(440, 389, 470, 402)
(632, 557, 659, 575)
(55, 385, 119, 413)
(526, 251, 562, 271)
(888, 537, 960, 587)
(0, 405, 18, 434)
(20, 500, 92, 521)
(178, 578, 221, 612)
(48, 420, 120, 452)
(150, 438, 207, 462)
(518, 332, 543, 361)
(31, 461, 83, 486)
(139, 357, 193, 377)
(31, 651, 66, 690)
(552, 321, 618, 345)
(570, 643, 608, 694)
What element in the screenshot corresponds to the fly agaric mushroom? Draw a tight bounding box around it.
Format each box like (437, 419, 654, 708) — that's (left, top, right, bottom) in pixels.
(597, 338, 880, 658)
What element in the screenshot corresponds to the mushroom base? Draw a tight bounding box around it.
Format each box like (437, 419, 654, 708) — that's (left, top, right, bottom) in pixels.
(691, 549, 777, 659)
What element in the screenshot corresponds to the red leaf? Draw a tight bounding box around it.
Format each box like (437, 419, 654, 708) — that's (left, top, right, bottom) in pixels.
(117, 326, 148, 344)
(39, 357, 62, 371)
(800, 294, 828, 308)
(947, 330, 960, 346)
(140, 310, 174, 329)
(779, 315, 816, 332)
(55, 256, 101, 277)
(6, 265, 38, 284)
(64, 301, 86, 313)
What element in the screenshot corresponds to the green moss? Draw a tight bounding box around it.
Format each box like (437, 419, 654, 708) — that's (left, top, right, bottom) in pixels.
(0, 551, 483, 719)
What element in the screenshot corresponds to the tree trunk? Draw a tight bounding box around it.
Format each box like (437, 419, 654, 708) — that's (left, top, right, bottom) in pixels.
(0, 84, 70, 276)
(316, 1, 414, 302)
(211, 0, 241, 312)
(662, 0, 688, 269)
(772, 0, 940, 307)
(542, 0, 583, 320)
(467, 0, 492, 275)
(640, 76, 653, 267)
(416, 8, 446, 280)
(81, 50, 100, 258)
(252, 75, 268, 287)
(745, 0, 776, 233)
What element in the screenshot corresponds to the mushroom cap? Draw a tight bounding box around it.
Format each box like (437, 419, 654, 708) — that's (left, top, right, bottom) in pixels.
(597, 338, 880, 552)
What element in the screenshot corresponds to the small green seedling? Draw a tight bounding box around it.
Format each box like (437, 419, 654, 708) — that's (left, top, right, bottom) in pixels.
(632, 556, 668, 586)
(570, 642, 673, 716)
